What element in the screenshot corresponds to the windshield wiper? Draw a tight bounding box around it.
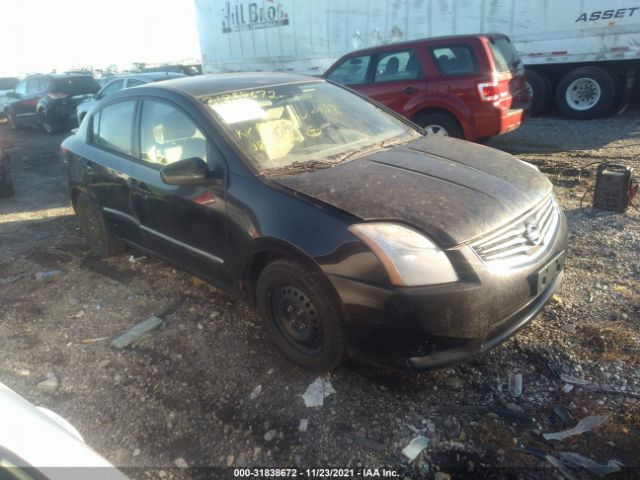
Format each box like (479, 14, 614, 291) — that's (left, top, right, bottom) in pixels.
(381, 134, 417, 148)
(266, 159, 332, 176)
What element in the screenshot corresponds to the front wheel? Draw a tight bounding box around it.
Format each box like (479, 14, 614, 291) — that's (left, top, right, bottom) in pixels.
(76, 193, 126, 257)
(256, 259, 346, 372)
(8, 112, 21, 130)
(555, 67, 617, 119)
(414, 112, 464, 139)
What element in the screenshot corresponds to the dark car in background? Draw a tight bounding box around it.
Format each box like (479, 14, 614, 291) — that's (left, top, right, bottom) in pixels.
(76, 72, 185, 125)
(0, 77, 20, 119)
(6, 73, 99, 133)
(61, 73, 566, 372)
(325, 34, 530, 141)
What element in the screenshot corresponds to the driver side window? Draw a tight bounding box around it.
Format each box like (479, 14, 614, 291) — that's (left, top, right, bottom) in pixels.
(14, 80, 27, 95)
(99, 79, 124, 98)
(139, 100, 207, 166)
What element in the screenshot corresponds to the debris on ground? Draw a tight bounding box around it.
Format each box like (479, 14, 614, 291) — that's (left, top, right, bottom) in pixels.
(509, 372, 523, 397)
(543, 415, 609, 441)
(111, 316, 163, 349)
(552, 405, 574, 426)
(174, 458, 188, 469)
(302, 377, 336, 408)
(34, 270, 64, 281)
(36, 372, 59, 394)
(401, 435, 429, 462)
(264, 429, 277, 442)
(558, 451, 622, 478)
(298, 419, 308, 432)
(560, 373, 591, 386)
(249, 385, 262, 401)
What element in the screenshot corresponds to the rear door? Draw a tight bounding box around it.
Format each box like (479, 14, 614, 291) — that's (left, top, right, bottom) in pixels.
(359, 48, 425, 116)
(84, 100, 139, 242)
(128, 97, 231, 287)
(12, 78, 43, 125)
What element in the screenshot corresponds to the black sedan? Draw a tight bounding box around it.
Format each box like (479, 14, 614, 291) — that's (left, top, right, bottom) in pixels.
(61, 73, 567, 372)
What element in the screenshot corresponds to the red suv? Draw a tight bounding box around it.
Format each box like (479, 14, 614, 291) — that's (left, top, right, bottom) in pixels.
(324, 34, 530, 141)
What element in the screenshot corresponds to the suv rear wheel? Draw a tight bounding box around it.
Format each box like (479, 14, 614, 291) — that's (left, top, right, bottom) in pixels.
(256, 259, 346, 372)
(414, 112, 463, 139)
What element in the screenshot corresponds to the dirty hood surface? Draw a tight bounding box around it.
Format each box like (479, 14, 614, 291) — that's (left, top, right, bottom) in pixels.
(272, 135, 552, 247)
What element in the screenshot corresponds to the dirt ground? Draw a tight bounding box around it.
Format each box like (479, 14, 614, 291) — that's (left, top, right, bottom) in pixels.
(0, 108, 638, 480)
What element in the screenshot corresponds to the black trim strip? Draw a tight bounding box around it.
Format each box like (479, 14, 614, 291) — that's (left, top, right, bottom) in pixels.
(102, 207, 224, 264)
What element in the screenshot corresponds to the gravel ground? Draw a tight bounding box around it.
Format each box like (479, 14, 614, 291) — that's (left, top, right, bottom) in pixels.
(0, 108, 638, 480)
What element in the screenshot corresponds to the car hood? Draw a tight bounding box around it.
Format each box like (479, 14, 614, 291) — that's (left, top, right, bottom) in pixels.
(272, 136, 552, 247)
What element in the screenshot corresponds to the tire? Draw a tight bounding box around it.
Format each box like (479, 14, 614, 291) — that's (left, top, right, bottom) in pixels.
(256, 259, 346, 372)
(525, 69, 552, 115)
(39, 111, 64, 134)
(0, 172, 14, 198)
(555, 67, 617, 119)
(414, 112, 464, 139)
(76, 193, 126, 257)
(8, 112, 21, 130)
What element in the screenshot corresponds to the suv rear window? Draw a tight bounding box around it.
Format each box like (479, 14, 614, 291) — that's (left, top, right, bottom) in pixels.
(52, 76, 99, 94)
(488, 37, 522, 72)
(431, 45, 478, 76)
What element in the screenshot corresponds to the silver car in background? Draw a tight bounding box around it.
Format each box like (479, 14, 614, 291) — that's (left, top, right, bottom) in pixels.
(76, 72, 184, 125)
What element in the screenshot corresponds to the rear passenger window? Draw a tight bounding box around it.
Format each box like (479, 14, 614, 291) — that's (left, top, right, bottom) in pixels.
(139, 100, 207, 165)
(374, 50, 421, 83)
(431, 45, 478, 76)
(92, 100, 136, 155)
(326, 55, 371, 86)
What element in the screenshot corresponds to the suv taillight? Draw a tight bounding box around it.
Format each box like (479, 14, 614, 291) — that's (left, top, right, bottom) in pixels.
(47, 92, 68, 100)
(477, 77, 511, 102)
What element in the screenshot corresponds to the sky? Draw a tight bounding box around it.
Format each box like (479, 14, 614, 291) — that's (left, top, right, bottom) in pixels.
(1, 0, 202, 74)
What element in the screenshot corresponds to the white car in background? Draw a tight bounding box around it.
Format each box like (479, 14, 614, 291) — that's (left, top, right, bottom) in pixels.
(0, 77, 19, 118)
(76, 72, 184, 125)
(0, 381, 128, 480)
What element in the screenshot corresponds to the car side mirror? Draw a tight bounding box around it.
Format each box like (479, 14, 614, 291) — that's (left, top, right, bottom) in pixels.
(160, 157, 222, 186)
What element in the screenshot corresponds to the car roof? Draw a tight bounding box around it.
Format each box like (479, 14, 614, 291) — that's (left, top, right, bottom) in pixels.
(335, 33, 506, 56)
(135, 72, 321, 98)
(26, 73, 94, 79)
(104, 72, 185, 83)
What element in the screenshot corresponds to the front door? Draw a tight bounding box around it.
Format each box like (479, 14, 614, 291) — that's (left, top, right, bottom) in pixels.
(128, 98, 231, 288)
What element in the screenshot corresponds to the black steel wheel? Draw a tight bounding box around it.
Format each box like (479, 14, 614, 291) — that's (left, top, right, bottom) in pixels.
(257, 259, 346, 372)
(76, 193, 125, 257)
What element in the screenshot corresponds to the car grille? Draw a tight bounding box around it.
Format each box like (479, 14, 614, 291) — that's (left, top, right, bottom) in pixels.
(471, 195, 559, 267)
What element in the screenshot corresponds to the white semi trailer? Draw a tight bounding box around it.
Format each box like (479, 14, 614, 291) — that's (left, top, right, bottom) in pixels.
(193, 0, 640, 118)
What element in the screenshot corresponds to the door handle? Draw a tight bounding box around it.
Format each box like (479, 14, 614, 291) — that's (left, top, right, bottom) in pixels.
(404, 87, 418, 94)
(132, 182, 151, 198)
(84, 161, 98, 175)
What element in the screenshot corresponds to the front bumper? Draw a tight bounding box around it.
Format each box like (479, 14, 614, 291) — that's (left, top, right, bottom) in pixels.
(328, 210, 567, 369)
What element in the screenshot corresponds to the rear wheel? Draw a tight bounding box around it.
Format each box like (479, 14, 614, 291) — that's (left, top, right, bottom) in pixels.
(525, 69, 552, 115)
(555, 67, 617, 119)
(39, 111, 64, 134)
(414, 112, 463, 139)
(76, 193, 126, 257)
(256, 259, 346, 372)
(8, 112, 21, 130)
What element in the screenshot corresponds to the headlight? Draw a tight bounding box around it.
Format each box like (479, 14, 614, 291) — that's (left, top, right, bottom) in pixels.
(348, 223, 459, 287)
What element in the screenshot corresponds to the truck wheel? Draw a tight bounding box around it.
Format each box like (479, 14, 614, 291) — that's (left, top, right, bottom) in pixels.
(555, 67, 617, 119)
(76, 193, 126, 257)
(0, 172, 14, 198)
(256, 259, 346, 372)
(414, 112, 463, 139)
(526, 69, 552, 115)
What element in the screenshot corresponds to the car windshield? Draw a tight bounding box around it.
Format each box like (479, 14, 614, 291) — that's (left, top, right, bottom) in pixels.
(53, 76, 100, 94)
(201, 81, 419, 174)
